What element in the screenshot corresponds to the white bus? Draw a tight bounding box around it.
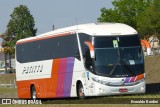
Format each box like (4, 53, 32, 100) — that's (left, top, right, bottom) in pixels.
(16, 23, 145, 99)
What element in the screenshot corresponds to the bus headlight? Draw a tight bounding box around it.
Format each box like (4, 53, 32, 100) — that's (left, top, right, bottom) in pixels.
(140, 86, 145, 91)
(92, 77, 108, 85)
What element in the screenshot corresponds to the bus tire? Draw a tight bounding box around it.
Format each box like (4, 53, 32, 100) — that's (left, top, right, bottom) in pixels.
(77, 82, 85, 99)
(31, 85, 37, 100)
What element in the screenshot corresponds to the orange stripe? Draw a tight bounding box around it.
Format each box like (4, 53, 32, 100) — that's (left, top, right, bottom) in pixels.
(16, 32, 71, 45)
(141, 42, 145, 47)
(17, 59, 60, 98)
(51, 59, 60, 97)
(136, 73, 144, 81)
(17, 78, 52, 98)
(141, 40, 151, 48)
(17, 81, 31, 98)
(84, 41, 94, 51)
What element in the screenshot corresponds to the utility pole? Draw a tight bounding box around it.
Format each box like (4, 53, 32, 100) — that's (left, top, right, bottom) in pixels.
(53, 25, 55, 31)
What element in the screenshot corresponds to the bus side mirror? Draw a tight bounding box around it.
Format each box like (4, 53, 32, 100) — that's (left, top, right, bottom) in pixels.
(84, 41, 95, 58)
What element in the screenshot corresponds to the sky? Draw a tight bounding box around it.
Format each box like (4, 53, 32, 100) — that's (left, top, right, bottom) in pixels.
(0, 0, 113, 36)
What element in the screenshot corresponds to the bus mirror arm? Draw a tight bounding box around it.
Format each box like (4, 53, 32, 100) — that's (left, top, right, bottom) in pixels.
(84, 41, 95, 58)
(75, 53, 81, 60)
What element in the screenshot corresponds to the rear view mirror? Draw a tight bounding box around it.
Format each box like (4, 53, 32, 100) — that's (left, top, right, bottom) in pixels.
(84, 41, 95, 58)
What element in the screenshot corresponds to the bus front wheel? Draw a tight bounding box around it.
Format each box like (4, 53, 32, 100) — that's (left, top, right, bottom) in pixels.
(31, 85, 37, 100)
(77, 82, 85, 99)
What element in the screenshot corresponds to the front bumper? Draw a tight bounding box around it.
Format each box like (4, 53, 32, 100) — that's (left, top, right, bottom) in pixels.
(94, 81, 145, 96)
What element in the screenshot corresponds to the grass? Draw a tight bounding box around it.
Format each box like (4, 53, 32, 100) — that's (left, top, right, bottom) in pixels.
(0, 73, 16, 84)
(0, 104, 159, 107)
(0, 87, 17, 98)
(0, 88, 17, 95)
(42, 94, 160, 104)
(0, 74, 17, 98)
(110, 94, 160, 98)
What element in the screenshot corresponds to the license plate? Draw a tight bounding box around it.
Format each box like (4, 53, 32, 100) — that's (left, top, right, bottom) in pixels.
(119, 88, 128, 92)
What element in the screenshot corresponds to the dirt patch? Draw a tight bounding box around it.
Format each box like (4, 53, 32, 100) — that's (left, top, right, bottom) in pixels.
(145, 55, 160, 84)
(145, 55, 160, 94)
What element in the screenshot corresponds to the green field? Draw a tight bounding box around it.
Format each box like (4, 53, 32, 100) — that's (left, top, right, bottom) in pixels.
(0, 74, 16, 84)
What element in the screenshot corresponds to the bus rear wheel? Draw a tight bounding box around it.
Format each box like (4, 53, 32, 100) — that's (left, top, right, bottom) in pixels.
(78, 83, 85, 99)
(31, 86, 37, 100)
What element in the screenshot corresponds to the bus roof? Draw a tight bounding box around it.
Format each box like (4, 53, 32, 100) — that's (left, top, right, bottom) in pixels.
(16, 23, 138, 44)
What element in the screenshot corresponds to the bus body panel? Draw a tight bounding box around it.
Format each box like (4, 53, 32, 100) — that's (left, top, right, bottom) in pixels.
(70, 59, 86, 97)
(92, 74, 145, 96)
(16, 57, 85, 98)
(94, 80, 145, 96)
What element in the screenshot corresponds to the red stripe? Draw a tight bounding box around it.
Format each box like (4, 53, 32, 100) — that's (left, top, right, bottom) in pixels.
(130, 76, 136, 82)
(16, 32, 71, 45)
(56, 58, 67, 97)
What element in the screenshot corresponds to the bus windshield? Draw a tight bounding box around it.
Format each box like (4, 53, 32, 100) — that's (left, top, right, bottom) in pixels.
(93, 35, 144, 77)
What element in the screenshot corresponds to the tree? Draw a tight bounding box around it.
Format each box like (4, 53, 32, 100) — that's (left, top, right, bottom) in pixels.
(137, 0, 160, 37)
(98, 0, 153, 30)
(6, 5, 37, 45)
(0, 33, 13, 72)
(2, 5, 37, 71)
(97, 8, 122, 23)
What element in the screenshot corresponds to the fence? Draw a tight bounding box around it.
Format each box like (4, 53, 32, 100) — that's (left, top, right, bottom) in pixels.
(0, 79, 16, 89)
(143, 47, 160, 56)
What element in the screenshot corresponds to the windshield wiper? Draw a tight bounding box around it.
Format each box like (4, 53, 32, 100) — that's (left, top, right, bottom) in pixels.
(109, 49, 120, 76)
(120, 60, 136, 76)
(109, 48, 136, 76)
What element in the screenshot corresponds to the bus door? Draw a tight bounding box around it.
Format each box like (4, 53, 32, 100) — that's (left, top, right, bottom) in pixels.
(84, 41, 95, 96)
